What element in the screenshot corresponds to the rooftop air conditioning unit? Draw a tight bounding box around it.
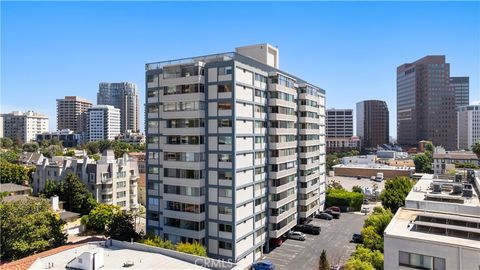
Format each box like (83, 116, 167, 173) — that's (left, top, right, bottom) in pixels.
(462, 184, 473, 198)
(455, 173, 462, 183)
(452, 184, 463, 195)
(432, 183, 442, 193)
(467, 169, 475, 182)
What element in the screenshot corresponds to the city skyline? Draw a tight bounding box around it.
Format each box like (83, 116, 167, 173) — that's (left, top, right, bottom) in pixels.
(2, 1, 480, 136)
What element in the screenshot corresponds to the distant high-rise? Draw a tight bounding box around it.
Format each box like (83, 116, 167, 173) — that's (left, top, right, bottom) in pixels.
(450, 77, 470, 108)
(397, 56, 460, 150)
(56, 96, 92, 133)
(326, 109, 360, 152)
(86, 105, 120, 141)
(97, 82, 140, 133)
(356, 100, 389, 149)
(457, 104, 480, 150)
(1, 111, 49, 144)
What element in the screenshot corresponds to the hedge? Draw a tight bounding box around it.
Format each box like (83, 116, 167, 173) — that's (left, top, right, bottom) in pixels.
(326, 188, 364, 211)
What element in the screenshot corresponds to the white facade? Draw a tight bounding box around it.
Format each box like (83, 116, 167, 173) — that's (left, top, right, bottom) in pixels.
(384, 173, 480, 270)
(86, 105, 120, 141)
(432, 146, 479, 175)
(457, 104, 480, 150)
(1, 111, 49, 143)
(32, 150, 139, 210)
(145, 44, 326, 267)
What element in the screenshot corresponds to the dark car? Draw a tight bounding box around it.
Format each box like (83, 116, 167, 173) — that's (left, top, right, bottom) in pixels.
(323, 209, 340, 219)
(294, 224, 321, 235)
(299, 217, 313, 225)
(269, 237, 283, 247)
(252, 260, 275, 270)
(327, 206, 341, 212)
(315, 212, 333, 220)
(352, 233, 363, 243)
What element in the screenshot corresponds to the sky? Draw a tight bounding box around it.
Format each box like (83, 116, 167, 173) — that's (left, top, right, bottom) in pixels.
(2, 1, 479, 137)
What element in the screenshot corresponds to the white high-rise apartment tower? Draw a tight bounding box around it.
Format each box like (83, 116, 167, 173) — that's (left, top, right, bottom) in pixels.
(86, 105, 120, 141)
(145, 44, 326, 267)
(457, 104, 480, 150)
(1, 111, 49, 143)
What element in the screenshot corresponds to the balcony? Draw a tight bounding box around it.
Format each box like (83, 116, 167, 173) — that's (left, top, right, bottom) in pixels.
(269, 218, 296, 239)
(101, 178, 113, 184)
(101, 188, 113, 195)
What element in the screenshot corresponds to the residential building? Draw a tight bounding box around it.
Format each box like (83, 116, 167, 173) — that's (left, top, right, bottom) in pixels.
(36, 129, 82, 147)
(0, 183, 31, 196)
(1, 239, 239, 270)
(145, 44, 326, 266)
(326, 109, 359, 153)
(1, 111, 49, 144)
(97, 82, 140, 133)
(0, 115, 4, 138)
(56, 96, 92, 133)
(432, 146, 479, 175)
(86, 105, 121, 141)
(129, 152, 146, 206)
(19, 152, 44, 166)
(32, 150, 139, 210)
(356, 100, 389, 149)
(115, 130, 145, 145)
(457, 104, 480, 150)
(384, 173, 480, 270)
(397, 56, 462, 150)
(450, 76, 470, 108)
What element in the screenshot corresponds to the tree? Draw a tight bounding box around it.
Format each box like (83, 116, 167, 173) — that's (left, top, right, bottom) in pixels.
(85, 141, 100, 155)
(364, 207, 393, 235)
(175, 242, 207, 257)
(0, 160, 31, 184)
(350, 246, 383, 270)
(139, 235, 175, 250)
(344, 257, 375, 270)
(43, 180, 62, 198)
(352, 185, 363, 193)
(105, 212, 139, 242)
(0, 198, 67, 261)
(472, 140, 480, 157)
(0, 150, 20, 163)
(22, 142, 39, 152)
(42, 145, 63, 158)
(81, 204, 119, 231)
(413, 153, 432, 173)
(380, 177, 413, 213)
(319, 249, 329, 270)
(425, 142, 434, 153)
(0, 137, 14, 149)
(361, 226, 383, 251)
(61, 173, 94, 215)
(65, 150, 76, 157)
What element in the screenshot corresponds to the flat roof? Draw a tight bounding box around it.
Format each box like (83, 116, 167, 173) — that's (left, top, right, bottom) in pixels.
(384, 208, 480, 249)
(333, 164, 413, 171)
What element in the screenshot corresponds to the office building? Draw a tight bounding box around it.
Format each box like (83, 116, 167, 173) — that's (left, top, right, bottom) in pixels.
(1, 111, 49, 144)
(145, 44, 326, 266)
(56, 96, 92, 133)
(86, 105, 120, 141)
(384, 173, 480, 270)
(356, 100, 389, 149)
(450, 77, 469, 108)
(32, 150, 139, 210)
(36, 129, 82, 147)
(97, 82, 140, 133)
(326, 109, 359, 153)
(397, 56, 462, 150)
(457, 104, 480, 150)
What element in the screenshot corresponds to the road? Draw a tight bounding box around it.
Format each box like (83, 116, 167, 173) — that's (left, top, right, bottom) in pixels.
(263, 213, 367, 270)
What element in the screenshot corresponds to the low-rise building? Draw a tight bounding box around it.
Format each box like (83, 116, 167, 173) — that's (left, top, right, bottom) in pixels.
(32, 150, 139, 210)
(341, 155, 376, 165)
(326, 136, 361, 153)
(36, 129, 82, 147)
(2, 239, 239, 270)
(333, 163, 414, 178)
(0, 183, 31, 196)
(432, 146, 479, 175)
(384, 173, 480, 270)
(19, 152, 44, 166)
(115, 130, 145, 145)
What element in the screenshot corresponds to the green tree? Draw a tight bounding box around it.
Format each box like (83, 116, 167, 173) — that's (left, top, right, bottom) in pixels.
(0, 160, 31, 184)
(139, 235, 175, 250)
(413, 153, 432, 173)
(61, 173, 93, 215)
(0, 137, 14, 149)
(326, 187, 364, 211)
(364, 207, 393, 235)
(352, 185, 363, 193)
(42, 145, 63, 158)
(472, 140, 480, 157)
(0, 150, 20, 163)
(175, 242, 207, 257)
(380, 177, 413, 213)
(43, 180, 62, 198)
(22, 142, 39, 152)
(361, 226, 383, 251)
(81, 204, 119, 231)
(344, 257, 375, 270)
(105, 212, 139, 242)
(425, 142, 434, 153)
(85, 141, 100, 155)
(65, 150, 76, 157)
(318, 249, 329, 270)
(350, 246, 384, 270)
(0, 198, 67, 261)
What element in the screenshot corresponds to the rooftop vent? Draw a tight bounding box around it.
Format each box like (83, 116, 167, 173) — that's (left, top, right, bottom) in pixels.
(463, 184, 473, 198)
(452, 184, 463, 195)
(467, 169, 475, 182)
(432, 183, 442, 193)
(455, 173, 462, 183)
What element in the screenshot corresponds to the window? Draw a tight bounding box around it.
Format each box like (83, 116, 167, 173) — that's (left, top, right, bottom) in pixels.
(218, 205, 232, 215)
(218, 84, 232, 93)
(218, 171, 233, 181)
(255, 74, 267, 83)
(219, 188, 232, 198)
(219, 241, 232, 250)
(149, 197, 159, 206)
(218, 119, 232, 128)
(218, 154, 232, 162)
(218, 224, 232, 232)
(218, 136, 232, 145)
(399, 251, 445, 270)
(147, 74, 155, 83)
(218, 102, 232, 110)
(218, 66, 233, 75)
(164, 169, 203, 179)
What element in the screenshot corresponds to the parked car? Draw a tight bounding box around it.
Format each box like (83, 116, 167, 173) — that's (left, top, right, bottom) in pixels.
(315, 212, 333, 220)
(363, 198, 369, 204)
(251, 260, 275, 270)
(299, 217, 313, 225)
(361, 207, 370, 214)
(294, 224, 321, 235)
(352, 233, 363, 243)
(269, 237, 283, 247)
(356, 176, 362, 180)
(288, 231, 306, 241)
(327, 206, 341, 212)
(324, 208, 341, 219)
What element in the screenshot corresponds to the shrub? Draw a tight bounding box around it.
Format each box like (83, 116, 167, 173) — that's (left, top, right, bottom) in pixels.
(326, 188, 363, 211)
(175, 242, 207, 257)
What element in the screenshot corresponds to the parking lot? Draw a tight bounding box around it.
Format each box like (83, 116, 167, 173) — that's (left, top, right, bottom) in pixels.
(327, 176, 385, 191)
(263, 213, 367, 270)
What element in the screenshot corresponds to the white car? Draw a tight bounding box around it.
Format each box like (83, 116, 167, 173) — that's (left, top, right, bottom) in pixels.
(288, 231, 306, 241)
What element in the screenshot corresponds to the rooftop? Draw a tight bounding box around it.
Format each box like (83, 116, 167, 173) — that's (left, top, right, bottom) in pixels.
(333, 163, 414, 171)
(0, 183, 31, 193)
(384, 208, 480, 249)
